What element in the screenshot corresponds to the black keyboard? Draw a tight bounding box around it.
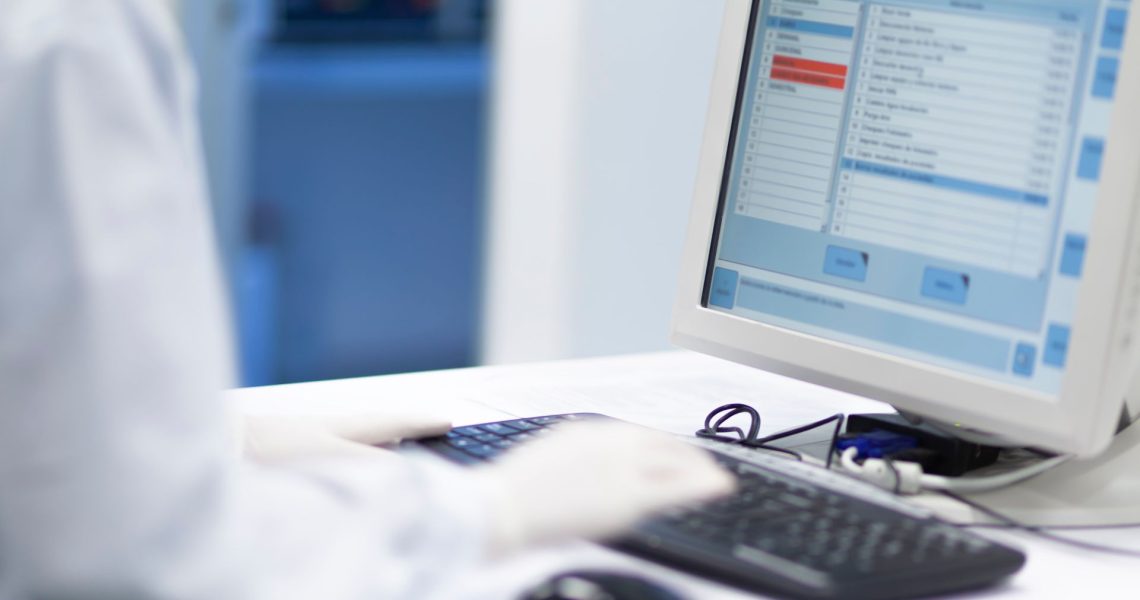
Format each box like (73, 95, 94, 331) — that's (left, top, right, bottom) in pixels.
(410, 414, 1025, 600)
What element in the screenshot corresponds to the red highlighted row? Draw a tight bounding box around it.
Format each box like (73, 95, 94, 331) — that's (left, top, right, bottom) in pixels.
(770, 54, 848, 90)
(770, 68, 846, 90)
(772, 55, 848, 77)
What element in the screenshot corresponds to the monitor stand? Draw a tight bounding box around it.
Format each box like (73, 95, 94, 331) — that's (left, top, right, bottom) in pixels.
(912, 412, 1140, 528)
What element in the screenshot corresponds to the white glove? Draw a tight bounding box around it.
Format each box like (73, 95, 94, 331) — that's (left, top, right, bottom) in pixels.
(243, 412, 452, 463)
(476, 421, 736, 555)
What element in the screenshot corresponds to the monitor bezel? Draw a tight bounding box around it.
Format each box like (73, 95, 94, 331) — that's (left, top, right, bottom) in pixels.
(672, 0, 1140, 457)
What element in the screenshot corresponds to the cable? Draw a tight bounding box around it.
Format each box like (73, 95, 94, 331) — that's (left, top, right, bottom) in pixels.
(840, 447, 924, 494)
(695, 404, 844, 466)
(697, 404, 761, 443)
(825, 413, 844, 469)
(941, 490, 1140, 558)
(759, 413, 845, 468)
(840, 449, 1140, 556)
(922, 455, 1071, 493)
(750, 445, 805, 461)
(884, 458, 903, 495)
(838, 445, 1071, 495)
(706, 408, 1064, 495)
(699, 408, 1140, 557)
(968, 522, 1140, 531)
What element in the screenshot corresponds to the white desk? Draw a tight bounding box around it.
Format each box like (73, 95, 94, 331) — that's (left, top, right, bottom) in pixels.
(231, 351, 1138, 599)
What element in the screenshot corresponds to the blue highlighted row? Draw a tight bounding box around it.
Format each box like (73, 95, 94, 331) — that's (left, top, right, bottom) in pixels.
(841, 159, 1048, 206)
(766, 16, 855, 39)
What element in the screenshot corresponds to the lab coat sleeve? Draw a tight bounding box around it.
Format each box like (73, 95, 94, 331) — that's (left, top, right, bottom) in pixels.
(0, 2, 491, 598)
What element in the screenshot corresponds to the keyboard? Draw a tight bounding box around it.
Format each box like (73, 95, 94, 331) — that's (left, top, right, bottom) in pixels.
(409, 414, 1026, 600)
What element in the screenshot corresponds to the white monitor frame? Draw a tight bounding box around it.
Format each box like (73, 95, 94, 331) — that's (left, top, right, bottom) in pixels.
(672, 0, 1140, 458)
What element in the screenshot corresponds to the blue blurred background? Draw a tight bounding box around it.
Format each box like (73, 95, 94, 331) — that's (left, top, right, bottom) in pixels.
(179, 0, 726, 387)
(188, 0, 491, 386)
(247, 1, 489, 385)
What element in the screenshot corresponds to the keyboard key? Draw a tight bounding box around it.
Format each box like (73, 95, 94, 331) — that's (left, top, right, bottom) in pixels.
(429, 445, 477, 465)
(479, 423, 519, 435)
(464, 444, 498, 459)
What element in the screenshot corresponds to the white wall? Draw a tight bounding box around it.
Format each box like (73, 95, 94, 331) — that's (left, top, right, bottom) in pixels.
(483, 0, 728, 364)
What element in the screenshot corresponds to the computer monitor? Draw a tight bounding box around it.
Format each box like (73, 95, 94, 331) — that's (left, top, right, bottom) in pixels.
(673, 0, 1139, 466)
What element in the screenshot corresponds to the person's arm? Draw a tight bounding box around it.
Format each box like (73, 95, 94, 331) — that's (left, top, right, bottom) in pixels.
(0, 3, 496, 597)
(0, 3, 731, 598)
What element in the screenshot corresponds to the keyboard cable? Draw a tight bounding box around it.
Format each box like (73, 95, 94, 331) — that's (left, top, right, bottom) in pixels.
(695, 403, 845, 468)
(940, 489, 1140, 559)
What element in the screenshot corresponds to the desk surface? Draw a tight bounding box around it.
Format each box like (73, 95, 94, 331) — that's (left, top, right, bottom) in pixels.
(231, 351, 1139, 599)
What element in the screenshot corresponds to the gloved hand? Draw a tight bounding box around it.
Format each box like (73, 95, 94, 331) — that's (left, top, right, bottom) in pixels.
(475, 421, 736, 555)
(243, 412, 452, 463)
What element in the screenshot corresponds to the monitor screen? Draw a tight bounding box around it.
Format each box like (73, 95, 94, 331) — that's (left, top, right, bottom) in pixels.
(704, 0, 1128, 397)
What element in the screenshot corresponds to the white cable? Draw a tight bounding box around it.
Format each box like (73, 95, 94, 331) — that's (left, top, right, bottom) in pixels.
(839, 447, 863, 474)
(839, 447, 922, 494)
(921, 455, 1071, 493)
(838, 447, 1072, 495)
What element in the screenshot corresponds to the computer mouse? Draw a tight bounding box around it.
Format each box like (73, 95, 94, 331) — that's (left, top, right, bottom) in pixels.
(518, 569, 685, 600)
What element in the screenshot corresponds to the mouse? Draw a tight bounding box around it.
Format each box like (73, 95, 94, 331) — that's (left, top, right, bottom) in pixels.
(518, 569, 685, 600)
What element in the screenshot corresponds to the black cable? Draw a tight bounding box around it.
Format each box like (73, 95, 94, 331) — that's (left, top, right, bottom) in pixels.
(754, 413, 844, 445)
(824, 413, 845, 469)
(941, 490, 1140, 558)
(752, 445, 805, 461)
(695, 430, 806, 462)
(812, 414, 844, 468)
(967, 522, 1140, 531)
(696, 406, 1140, 556)
(696, 403, 759, 445)
(700, 403, 762, 442)
(695, 404, 844, 466)
(754, 413, 844, 468)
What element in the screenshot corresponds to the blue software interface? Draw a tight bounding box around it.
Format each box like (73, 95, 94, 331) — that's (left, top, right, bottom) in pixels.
(706, 0, 1129, 395)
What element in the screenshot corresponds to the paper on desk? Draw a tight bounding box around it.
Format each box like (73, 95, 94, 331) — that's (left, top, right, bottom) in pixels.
(230, 376, 514, 427)
(463, 352, 892, 437)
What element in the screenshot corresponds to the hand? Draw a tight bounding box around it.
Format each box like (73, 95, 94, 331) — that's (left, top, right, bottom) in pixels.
(243, 412, 452, 463)
(476, 421, 736, 555)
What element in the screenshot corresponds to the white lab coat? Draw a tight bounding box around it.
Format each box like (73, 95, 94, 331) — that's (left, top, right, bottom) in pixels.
(0, 1, 490, 598)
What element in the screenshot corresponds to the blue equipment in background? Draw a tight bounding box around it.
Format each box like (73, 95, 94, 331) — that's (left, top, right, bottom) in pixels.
(243, 4, 489, 385)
